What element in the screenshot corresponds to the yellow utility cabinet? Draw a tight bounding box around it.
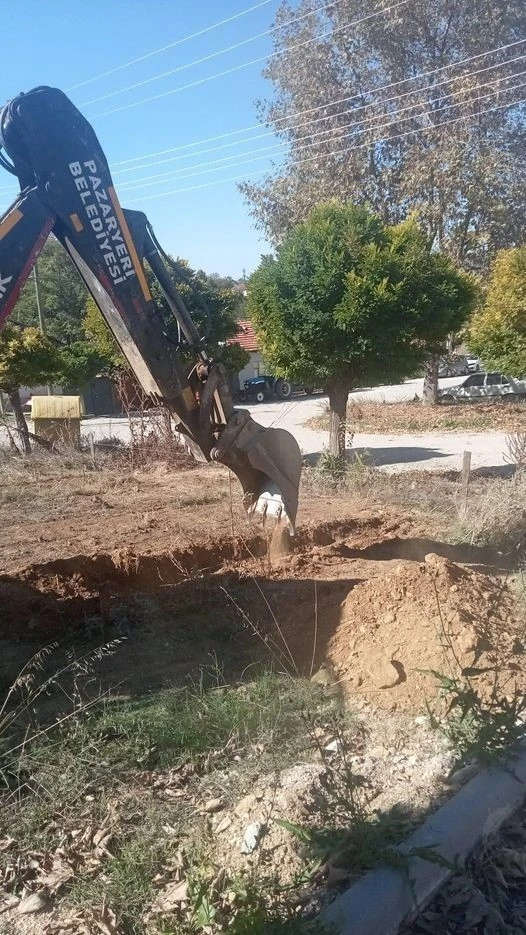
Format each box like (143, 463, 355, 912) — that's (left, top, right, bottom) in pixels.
(31, 396, 84, 448)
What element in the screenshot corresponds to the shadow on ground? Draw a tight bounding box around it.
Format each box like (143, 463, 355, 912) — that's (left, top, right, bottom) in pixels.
(334, 536, 512, 573)
(303, 446, 449, 467)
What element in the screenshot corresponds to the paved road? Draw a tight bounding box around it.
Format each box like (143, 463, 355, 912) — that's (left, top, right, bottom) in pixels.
(0, 378, 509, 474)
(241, 381, 508, 473)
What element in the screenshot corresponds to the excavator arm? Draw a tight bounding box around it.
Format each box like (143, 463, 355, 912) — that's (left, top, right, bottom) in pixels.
(0, 86, 301, 529)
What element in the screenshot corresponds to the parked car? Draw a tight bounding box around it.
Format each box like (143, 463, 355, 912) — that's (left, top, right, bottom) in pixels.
(438, 371, 526, 404)
(467, 357, 482, 372)
(239, 375, 315, 403)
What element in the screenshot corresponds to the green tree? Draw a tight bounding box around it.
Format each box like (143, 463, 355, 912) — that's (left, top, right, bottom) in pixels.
(248, 203, 476, 455)
(84, 297, 126, 373)
(84, 257, 248, 379)
(15, 240, 88, 341)
(241, 0, 525, 272)
(469, 246, 526, 377)
(0, 326, 60, 452)
(217, 340, 250, 379)
(55, 340, 105, 389)
(149, 258, 241, 352)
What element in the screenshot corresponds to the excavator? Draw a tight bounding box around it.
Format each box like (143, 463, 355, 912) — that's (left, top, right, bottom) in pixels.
(0, 86, 301, 530)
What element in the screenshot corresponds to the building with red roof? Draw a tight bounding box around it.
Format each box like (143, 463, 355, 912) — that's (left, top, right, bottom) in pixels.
(227, 319, 266, 387)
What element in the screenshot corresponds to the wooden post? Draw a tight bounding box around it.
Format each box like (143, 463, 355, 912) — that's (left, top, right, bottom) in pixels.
(461, 450, 471, 511)
(89, 433, 95, 469)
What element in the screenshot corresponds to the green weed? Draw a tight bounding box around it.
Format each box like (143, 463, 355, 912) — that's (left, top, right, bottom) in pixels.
(424, 670, 526, 766)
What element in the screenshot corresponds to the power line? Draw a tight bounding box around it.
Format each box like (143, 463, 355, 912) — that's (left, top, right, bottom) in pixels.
(1, 42, 522, 204)
(118, 69, 526, 189)
(126, 94, 526, 203)
(67, 0, 277, 92)
(109, 37, 526, 168)
(114, 53, 526, 186)
(81, 0, 349, 108)
(1, 41, 523, 204)
(118, 77, 526, 192)
(89, 0, 413, 118)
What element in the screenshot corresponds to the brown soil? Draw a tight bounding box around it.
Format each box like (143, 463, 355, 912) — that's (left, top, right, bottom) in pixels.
(327, 553, 524, 710)
(1, 463, 524, 932)
(0, 469, 520, 715)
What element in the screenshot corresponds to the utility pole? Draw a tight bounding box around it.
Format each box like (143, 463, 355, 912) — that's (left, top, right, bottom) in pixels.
(33, 261, 52, 395)
(33, 261, 45, 334)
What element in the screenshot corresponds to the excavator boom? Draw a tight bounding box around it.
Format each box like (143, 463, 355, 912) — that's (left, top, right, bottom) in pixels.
(0, 86, 301, 529)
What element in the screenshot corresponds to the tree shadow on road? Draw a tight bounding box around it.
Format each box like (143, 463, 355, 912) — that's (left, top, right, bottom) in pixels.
(303, 446, 449, 467)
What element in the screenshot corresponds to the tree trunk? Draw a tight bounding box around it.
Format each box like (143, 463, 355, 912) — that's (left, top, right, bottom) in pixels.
(162, 408, 173, 440)
(9, 389, 31, 453)
(422, 356, 439, 405)
(327, 382, 349, 457)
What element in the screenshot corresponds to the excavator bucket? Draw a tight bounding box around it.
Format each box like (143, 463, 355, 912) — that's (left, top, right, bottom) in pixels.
(206, 407, 301, 532)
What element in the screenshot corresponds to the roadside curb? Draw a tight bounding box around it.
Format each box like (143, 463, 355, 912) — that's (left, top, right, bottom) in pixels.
(320, 749, 526, 934)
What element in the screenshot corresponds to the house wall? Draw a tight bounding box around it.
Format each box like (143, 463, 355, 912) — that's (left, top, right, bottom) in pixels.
(238, 351, 266, 385)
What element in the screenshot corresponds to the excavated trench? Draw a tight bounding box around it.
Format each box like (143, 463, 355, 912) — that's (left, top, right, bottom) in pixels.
(0, 514, 522, 714)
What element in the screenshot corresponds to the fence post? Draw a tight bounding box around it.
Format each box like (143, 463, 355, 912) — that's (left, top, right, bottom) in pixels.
(461, 450, 471, 511)
(89, 432, 95, 469)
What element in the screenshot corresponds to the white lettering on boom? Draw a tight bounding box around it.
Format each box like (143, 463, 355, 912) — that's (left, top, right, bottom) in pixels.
(68, 160, 135, 287)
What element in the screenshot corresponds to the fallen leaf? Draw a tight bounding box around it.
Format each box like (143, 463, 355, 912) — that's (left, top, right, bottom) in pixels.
(37, 864, 74, 894)
(202, 798, 224, 814)
(89, 904, 118, 935)
(214, 816, 232, 834)
(151, 878, 189, 913)
(0, 894, 19, 913)
(18, 891, 48, 914)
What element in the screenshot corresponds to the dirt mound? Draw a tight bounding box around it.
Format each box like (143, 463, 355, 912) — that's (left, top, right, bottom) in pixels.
(326, 553, 523, 711)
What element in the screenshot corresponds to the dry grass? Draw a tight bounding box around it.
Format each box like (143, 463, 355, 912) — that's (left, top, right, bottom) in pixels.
(451, 469, 526, 549)
(307, 398, 526, 435)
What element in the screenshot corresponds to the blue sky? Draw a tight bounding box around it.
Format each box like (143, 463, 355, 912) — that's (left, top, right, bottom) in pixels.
(0, 0, 287, 277)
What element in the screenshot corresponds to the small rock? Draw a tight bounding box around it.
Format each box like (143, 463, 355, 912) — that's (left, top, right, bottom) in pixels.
(18, 891, 47, 915)
(383, 611, 396, 625)
(202, 797, 224, 814)
(456, 626, 478, 656)
(446, 762, 480, 787)
(414, 715, 429, 727)
(424, 553, 441, 566)
(366, 655, 403, 689)
(311, 663, 337, 687)
(240, 822, 266, 854)
(368, 745, 388, 758)
(324, 739, 342, 753)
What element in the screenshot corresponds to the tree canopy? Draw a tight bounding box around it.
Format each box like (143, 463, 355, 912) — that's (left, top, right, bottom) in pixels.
(86, 257, 249, 376)
(0, 325, 59, 394)
(469, 246, 526, 377)
(241, 0, 525, 273)
(248, 202, 476, 454)
(15, 240, 88, 341)
(0, 325, 62, 452)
